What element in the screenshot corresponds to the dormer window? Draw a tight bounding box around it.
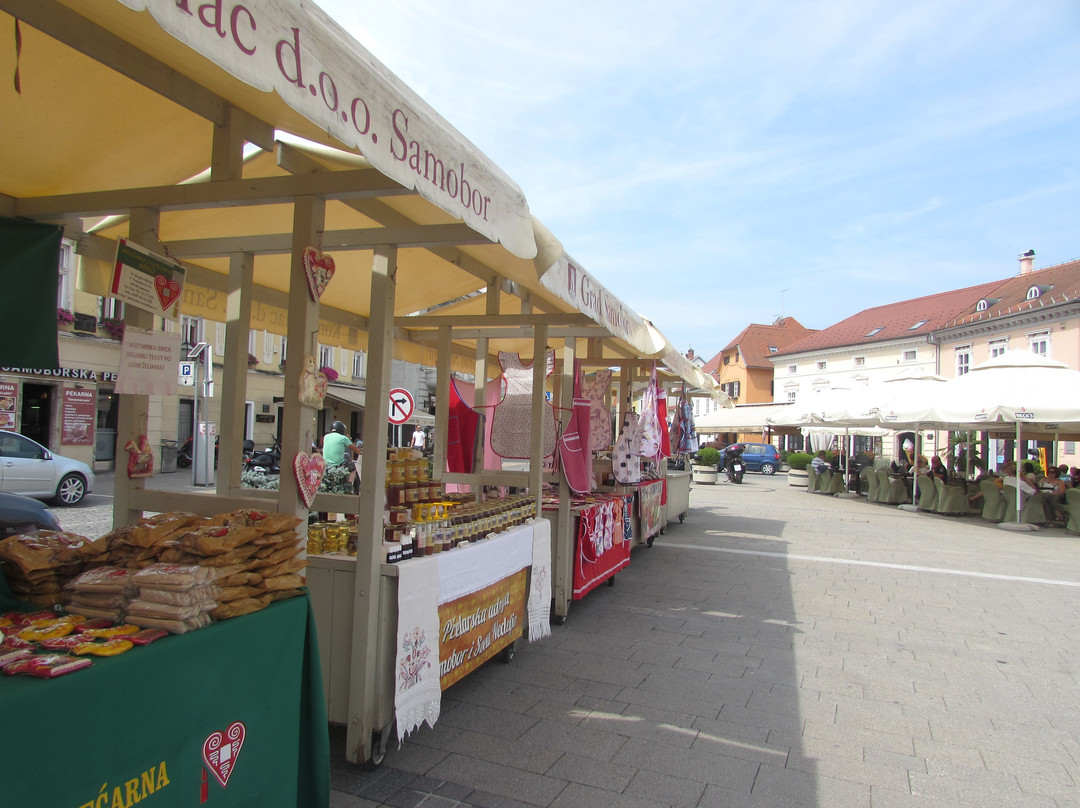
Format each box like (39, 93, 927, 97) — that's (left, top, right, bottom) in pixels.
(908, 319, 929, 330)
(975, 297, 1001, 313)
(865, 326, 883, 337)
(1026, 285, 1050, 300)
(768, 346, 778, 353)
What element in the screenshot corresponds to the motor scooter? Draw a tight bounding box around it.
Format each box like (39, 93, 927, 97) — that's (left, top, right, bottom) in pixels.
(722, 450, 745, 484)
(244, 437, 281, 474)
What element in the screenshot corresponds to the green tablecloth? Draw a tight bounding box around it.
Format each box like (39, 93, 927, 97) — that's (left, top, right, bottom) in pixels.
(1, 593, 330, 807)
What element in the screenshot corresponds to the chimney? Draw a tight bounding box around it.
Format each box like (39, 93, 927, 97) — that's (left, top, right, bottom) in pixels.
(1018, 249, 1035, 275)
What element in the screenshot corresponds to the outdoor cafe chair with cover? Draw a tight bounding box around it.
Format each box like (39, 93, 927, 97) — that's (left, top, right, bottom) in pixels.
(863, 467, 879, 502)
(827, 470, 845, 494)
(806, 466, 818, 494)
(933, 477, 970, 516)
(817, 468, 833, 495)
(880, 469, 910, 505)
(915, 475, 937, 511)
(1062, 488, 1080, 535)
(1001, 486, 1049, 526)
(872, 469, 891, 503)
(977, 480, 1007, 523)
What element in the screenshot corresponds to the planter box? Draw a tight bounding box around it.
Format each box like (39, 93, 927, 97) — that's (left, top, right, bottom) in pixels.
(788, 468, 809, 487)
(692, 465, 718, 485)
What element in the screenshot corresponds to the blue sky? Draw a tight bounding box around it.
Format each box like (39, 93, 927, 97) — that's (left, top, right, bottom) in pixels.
(319, 0, 1080, 358)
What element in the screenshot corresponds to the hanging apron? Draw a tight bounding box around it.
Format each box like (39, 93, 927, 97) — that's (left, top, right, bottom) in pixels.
(489, 350, 558, 459)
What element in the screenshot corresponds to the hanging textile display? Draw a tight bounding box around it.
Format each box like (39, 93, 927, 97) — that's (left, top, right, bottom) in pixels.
(656, 390, 672, 460)
(636, 365, 662, 459)
(612, 410, 642, 484)
(581, 369, 613, 453)
(489, 350, 558, 459)
(445, 377, 482, 474)
(558, 397, 593, 495)
(671, 387, 699, 455)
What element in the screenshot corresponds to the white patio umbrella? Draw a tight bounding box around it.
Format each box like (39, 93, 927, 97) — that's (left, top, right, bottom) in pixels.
(878, 349, 1080, 525)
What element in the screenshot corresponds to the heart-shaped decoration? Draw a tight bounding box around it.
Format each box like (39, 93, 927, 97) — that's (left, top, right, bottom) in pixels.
(154, 274, 182, 312)
(202, 720, 246, 789)
(303, 246, 335, 301)
(294, 452, 327, 508)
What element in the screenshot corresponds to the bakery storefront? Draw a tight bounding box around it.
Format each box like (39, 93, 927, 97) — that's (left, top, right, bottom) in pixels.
(0, 365, 119, 467)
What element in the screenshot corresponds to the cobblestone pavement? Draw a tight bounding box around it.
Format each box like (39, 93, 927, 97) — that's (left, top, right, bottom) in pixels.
(58, 472, 1080, 807)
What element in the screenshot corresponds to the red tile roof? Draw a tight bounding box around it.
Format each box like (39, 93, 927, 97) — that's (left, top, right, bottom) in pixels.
(774, 280, 1009, 356)
(941, 260, 1080, 327)
(702, 318, 815, 376)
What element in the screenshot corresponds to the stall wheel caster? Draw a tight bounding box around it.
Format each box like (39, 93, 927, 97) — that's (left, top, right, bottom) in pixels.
(500, 643, 516, 663)
(551, 614, 567, 625)
(678, 514, 685, 523)
(362, 730, 388, 770)
(607, 575, 615, 587)
(646, 536, 654, 547)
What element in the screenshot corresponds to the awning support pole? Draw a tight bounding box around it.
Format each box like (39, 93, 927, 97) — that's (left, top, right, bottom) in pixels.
(347, 243, 397, 764)
(219, 251, 254, 493)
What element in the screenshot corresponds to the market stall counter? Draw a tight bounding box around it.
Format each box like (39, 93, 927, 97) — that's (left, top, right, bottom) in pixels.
(615, 478, 667, 546)
(1, 593, 329, 808)
(542, 494, 633, 603)
(666, 470, 691, 525)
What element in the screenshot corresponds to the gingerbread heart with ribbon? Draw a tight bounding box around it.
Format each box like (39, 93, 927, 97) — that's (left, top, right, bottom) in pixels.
(202, 720, 246, 789)
(303, 246, 335, 301)
(293, 452, 326, 508)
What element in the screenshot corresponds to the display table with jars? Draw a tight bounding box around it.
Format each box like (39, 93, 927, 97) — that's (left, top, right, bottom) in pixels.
(306, 451, 551, 744)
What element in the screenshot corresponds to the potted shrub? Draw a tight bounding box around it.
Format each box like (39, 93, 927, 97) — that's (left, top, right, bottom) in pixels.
(785, 451, 812, 487)
(692, 447, 721, 485)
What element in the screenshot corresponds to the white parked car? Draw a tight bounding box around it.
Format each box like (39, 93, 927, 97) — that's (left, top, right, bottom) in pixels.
(0, 431, 95, 506)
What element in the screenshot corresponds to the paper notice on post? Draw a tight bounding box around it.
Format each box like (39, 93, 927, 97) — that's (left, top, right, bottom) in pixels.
(115, 328, 182, 396)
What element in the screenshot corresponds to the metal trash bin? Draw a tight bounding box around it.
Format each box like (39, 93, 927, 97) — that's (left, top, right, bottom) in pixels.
(159, 439, 178, 473)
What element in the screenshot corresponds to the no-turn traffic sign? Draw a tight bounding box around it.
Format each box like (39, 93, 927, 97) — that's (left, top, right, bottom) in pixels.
(387, 388, 415, 425)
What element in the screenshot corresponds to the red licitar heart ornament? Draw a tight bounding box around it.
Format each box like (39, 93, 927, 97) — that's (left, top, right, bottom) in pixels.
(303, 246, 335, 301)
(293, 452, 326, 508)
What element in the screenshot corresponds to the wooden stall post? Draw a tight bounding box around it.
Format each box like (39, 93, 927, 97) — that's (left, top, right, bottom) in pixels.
(551, 337, 577, 619)
(347, 243, 397, 764)
(277, 196, 325, 519)
(219, 251, 254, 492)
(112, 207, 159, 527)
(528, 324, 548, 497)
(432, 324, 452, 481)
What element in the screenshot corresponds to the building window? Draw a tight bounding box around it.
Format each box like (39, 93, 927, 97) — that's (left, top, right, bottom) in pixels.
(908, 320, 929, 330)
(101, 297, 125, 321)
(279, 336, 287, 366)
(1028, 330, 1050, 356)
(816, 361, 826, 371)
(902, 350, 917, 362)
(247, 330, 257, 356)
(787, 365, 797, 374)
(57, 240, 75, 310)
(215, 322, 225, 356)
(976, 299, 989, 312)
(853, 356, 865, 367)
(786, 391, 796, 403)
(768, 346, 778, 353)
(865, 327, 883, 337)
(722, 355, 730, 365)
(721, 381, 740, 400)
(179, 315, 202, 349)
(318, 344, 333, 369)
(989, 338, 1008, 357)
(956, 349, 971, 376)
(352, 351, 366, 379)
(262, 330, 275, 364)
(1026, 286, 1041, 300)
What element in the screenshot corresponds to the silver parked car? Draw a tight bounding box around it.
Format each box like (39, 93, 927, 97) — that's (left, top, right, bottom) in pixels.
(0, 431, 95, 506)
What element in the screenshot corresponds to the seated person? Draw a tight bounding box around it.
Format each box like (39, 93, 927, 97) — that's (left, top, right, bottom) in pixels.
(1058, 464, 1072, 488)
(1021, 461, 1039, 488)
(810, 451, 828, 473)
(1040, 466, 1068, 520)
(1000, 462, 1036, 495)
(929, 455, 949, 484)
(851, 449, 874, 472)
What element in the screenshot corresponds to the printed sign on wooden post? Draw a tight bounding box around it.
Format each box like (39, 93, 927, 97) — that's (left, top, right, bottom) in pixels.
(437, 568, 525, 690)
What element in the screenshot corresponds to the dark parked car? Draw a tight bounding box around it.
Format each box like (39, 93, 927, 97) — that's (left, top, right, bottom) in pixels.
(719, 442, 781, 475)
(0, 491, 63, 538)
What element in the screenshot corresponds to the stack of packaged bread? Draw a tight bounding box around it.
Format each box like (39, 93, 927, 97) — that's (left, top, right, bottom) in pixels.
(0, 532, 92, 607)
(0, 508, 306, 632)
